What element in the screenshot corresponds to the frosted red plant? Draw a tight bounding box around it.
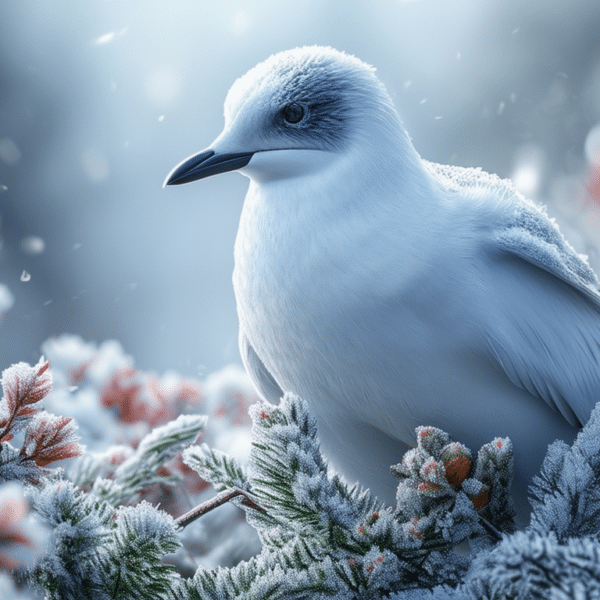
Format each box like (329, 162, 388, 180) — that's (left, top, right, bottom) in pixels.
(0, 357, 52, 442)
(0, 492, 31, 569)
(101, 366, 143, 423)
(20, 411, 83, 467)
(101, 366, 202, 427)
(440, 442, 472, 489)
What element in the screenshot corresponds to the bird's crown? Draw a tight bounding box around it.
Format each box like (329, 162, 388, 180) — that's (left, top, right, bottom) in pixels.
(223, 46, 398, 149)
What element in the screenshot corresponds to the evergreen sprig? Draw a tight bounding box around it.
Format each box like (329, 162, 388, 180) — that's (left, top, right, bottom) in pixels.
(30, 479, 183, 600)
(92, 414, 207, 506)
(4, 354, 600, 598)
(183, 444, 248, 492)
(182, 394, 483, 597)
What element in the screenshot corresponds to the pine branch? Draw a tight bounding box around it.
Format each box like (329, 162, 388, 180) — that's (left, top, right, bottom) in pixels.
(30, 480, 181, 600)
(8, 339, 600, 599)
(529, 399, 600, 541)
(182, 443, 248, 492)
(94, 414, 207, 506)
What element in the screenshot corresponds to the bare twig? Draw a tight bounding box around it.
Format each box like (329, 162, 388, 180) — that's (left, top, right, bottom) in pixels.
(478, 515, 502, 542)
(175, 487, 266, 529)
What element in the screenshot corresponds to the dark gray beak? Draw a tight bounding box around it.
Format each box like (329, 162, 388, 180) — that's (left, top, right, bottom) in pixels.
(163, 149, 254, 187)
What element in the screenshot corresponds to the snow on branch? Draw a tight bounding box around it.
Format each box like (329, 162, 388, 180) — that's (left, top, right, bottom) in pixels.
(3, 339, 600, 598)
(92, 413, 208, 506)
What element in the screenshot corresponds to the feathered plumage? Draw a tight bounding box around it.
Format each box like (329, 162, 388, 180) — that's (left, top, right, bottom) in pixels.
(165, 46, 600, 521)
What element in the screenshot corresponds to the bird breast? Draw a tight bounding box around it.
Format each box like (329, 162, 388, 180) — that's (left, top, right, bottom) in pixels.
(231, 176, 486, 430)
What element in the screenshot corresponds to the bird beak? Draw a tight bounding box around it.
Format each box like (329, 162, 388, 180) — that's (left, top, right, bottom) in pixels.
(163, 148, 255, 187)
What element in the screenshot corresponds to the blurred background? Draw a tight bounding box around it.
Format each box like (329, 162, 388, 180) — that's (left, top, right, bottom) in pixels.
(1, 0, 600, 377)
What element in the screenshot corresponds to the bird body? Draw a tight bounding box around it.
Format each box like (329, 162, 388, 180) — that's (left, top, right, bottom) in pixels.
(165, 47, 599, 516)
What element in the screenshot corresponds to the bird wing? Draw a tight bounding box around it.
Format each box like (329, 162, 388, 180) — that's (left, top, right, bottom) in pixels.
(426, 160, 600, 306)
(493, 197, 600, 307)
(427, 161, 600, 427)
(239, 329, 284, 404)
(486, 197, 600, 427)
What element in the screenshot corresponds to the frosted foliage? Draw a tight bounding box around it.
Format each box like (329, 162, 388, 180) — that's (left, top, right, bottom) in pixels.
(466, 532, 600, 599)
(30, 479, 110, 534)
(182, 443, 248, 491)
(42, 335, 131, 389)
(0, 357, 83, 486)
(131, 413, 207, 459)
(388, 587, 466, 600)
(174, 394, 600, 598)
(529, 398, 600, 540)
(94, 412, 207, 506)
(5, 347, 600, 597)
(392, 426, 515, 542)
(22, 410, 83, 467)
(28, 479, 180, 599)
(1, 357, 52, 423)
(249, 395, 368, 531)
(0, 443, 40, 483)
(116, 501, 179, 551)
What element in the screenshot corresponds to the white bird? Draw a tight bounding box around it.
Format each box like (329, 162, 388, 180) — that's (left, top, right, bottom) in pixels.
(164, 46, 600, 519)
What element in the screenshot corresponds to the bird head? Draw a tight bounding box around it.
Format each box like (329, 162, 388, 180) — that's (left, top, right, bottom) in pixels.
(164, 46, 417, 187)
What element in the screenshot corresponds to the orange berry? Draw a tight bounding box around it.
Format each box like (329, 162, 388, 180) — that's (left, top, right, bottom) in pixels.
(468, 488, 489, 510)
(441, 443, 472, 489)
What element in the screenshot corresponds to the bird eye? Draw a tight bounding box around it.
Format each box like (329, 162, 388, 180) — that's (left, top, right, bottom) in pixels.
(281, 102, 305, 124)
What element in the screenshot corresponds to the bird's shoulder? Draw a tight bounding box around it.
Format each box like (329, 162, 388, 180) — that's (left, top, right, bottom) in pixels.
(424, 160, 600, 306)
(424, 161, 600, 427)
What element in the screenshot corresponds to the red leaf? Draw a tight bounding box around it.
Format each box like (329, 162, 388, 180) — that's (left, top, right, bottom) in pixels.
(101, 366, 143, 423)
(21, 411, 84, 467)
(0, 357, 52, 440)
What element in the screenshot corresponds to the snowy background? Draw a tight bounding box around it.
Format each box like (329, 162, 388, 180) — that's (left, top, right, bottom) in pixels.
(1, 0, 600, 376)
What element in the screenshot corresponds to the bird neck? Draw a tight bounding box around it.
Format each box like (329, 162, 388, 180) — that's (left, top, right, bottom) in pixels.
(234, 128, 443, 283)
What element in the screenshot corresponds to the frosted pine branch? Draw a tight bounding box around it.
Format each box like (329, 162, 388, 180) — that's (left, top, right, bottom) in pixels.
(529, 395, 600, 541)
(465, 531, 600, 598)
(182, 443, 248, 492)
(2, 338, 600, 597)
(30, 479, 181, 600)
(92, 414, 207, 506)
